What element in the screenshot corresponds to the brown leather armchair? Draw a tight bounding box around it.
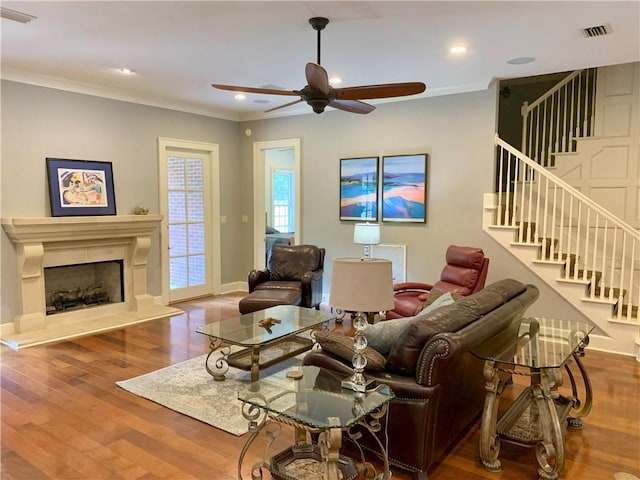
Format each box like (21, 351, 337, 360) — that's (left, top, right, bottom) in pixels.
(387, 245, 489, 319)
(241, 244, 325, 313)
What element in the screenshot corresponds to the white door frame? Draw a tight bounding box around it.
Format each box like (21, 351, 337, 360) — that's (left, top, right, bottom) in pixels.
(252, 138, 301, 269)
(158, 137, 221, 303)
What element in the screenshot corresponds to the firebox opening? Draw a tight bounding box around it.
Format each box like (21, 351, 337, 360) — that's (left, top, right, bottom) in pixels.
(44, 260, 124, 315)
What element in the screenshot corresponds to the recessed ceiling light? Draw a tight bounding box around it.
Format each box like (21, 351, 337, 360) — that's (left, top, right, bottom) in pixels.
(329, 76, 342, 86)
(234, 94, 246, 101)
(450, 45, 467, 55)
(119, 67, 136, 75)
(507, 57, 536, 65)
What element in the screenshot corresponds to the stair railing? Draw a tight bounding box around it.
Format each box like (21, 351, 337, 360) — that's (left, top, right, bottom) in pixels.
(495, 135, 639, 323)
(521, 68, 597, 168)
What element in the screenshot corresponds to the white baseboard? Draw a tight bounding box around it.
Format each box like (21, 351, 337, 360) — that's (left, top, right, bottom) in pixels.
(219, 281, 248, 294)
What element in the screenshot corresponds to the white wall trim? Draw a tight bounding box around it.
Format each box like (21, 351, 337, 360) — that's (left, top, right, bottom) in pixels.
(157, 138, 221, 304)
(252, 138, 301, 269)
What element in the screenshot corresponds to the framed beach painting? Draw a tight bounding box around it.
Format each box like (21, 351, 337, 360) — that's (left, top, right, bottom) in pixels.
(339, 156, 379, 221)
(46, 158, 117, 216)
(382, 153, 428, 223)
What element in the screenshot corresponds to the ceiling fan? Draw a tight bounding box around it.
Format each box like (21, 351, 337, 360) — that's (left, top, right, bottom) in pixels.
(212, 17, 427, 115)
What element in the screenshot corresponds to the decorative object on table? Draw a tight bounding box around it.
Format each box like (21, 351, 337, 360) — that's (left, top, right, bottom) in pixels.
(381, 153, 427, 223)
(285, 369, 304, 380)
(329, 257, 394, 391)
(133, 205, 149, 215)
(339, 156, 379, 221)
(353, 222, 380, 258)
(212, 17, 426, 115)
(258, 317, 281, 333)
(46, 158, 116, 216)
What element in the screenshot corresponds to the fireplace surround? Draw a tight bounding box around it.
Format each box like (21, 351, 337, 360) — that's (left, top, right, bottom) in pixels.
(1, 215, 181, 347)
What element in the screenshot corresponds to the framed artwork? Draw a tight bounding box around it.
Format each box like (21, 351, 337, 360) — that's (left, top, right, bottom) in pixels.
(339, 156, 379, 221)
(46, 158, 117, 216)
(382, 153, 428, 223)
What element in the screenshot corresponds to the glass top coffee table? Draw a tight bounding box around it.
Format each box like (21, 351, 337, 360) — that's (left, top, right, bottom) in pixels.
(196, 305, 335, 382)
(237, 365, 395, 480)
(472, 317, 594, 480)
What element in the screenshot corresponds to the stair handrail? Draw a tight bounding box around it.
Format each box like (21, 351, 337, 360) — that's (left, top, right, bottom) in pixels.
(522, 70, 584, 113)
(521, 68, 597, 168)
(496, 134, 640, 240)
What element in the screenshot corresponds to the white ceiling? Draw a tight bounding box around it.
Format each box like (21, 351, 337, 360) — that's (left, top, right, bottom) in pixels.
(1, 1, 639, 121)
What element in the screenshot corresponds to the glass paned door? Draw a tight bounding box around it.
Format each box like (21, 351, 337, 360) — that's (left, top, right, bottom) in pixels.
(167, 154, 212, 301)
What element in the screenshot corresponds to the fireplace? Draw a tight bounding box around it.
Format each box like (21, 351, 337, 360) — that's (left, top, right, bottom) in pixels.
(45, 260, 124, 314)
(1, 215, 181, 342)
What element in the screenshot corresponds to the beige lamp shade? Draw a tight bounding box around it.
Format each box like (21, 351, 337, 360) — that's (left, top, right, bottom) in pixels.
(329, 257, 395, 312)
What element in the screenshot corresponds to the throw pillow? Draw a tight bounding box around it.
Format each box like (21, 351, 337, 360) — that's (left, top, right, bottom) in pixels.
(315, 330, 387, 371)
(421, 289, 462, 310)
(364, 292, 456, 355)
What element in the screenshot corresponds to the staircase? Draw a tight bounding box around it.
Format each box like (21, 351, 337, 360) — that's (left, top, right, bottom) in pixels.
(483, 65, 640, 360)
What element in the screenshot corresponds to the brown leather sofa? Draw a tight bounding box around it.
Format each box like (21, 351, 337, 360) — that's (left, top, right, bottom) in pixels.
(303, 279, 539, 480)
(239, 244, 325, 314)
(387, 245, 489, 319)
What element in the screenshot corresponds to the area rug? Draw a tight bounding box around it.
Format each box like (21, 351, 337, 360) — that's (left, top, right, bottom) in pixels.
(116, 353, 301, 436)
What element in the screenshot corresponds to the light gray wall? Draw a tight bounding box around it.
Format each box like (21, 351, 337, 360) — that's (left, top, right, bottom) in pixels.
(0, 80, 242, 324)
(1, 78, 585, 326)
(240, 83, 586, 322)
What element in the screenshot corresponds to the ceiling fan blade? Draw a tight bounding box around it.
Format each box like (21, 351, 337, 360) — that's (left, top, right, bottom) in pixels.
(264, 98, 304, 113)
(329, 99, 375, 114)
(305, 63, 330, 95)
(211, 84, 299, 96)
(336, 82, 426, 101)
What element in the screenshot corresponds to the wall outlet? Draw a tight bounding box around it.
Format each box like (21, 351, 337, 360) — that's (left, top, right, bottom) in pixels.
(220, 216, 227, 224)
(241, 215, 249, 223)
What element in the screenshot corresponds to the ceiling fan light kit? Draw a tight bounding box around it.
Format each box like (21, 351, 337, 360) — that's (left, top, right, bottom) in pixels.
(212, 17, 426, 115)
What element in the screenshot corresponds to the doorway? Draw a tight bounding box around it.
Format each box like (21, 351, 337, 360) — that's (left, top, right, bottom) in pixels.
(158, 138, 221, 303)
(252, 138, 301, 268)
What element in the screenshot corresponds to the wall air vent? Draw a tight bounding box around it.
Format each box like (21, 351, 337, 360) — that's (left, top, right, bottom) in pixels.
(582, 24, 612, 38)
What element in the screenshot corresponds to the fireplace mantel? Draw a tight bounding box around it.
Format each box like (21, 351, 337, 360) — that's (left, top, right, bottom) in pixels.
(1, 215, 181, 348)
(1, 215, 163, 243)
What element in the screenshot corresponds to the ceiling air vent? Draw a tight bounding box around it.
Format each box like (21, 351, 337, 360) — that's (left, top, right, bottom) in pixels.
(582, 24, 612, 38)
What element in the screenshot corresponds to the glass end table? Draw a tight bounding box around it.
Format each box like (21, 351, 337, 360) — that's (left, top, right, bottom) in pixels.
(472, 317, 594, 480)
(237, 365, 395, 480)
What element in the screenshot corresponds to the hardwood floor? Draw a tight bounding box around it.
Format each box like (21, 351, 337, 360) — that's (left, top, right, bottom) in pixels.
(2, 293, 639, 480)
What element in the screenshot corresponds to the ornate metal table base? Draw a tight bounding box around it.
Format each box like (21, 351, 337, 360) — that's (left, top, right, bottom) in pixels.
(479, 352, 592, 480)
(204, 335, 315, 383)
(237, 392, 392, 480)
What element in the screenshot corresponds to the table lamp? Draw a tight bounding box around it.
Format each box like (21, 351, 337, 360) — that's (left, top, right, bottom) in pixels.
(329, 257, 394, 391)
(353, 222, 380, 258)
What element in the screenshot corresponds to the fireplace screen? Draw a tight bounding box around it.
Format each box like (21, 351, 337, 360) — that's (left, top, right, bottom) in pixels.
(44, 260, 124, 314)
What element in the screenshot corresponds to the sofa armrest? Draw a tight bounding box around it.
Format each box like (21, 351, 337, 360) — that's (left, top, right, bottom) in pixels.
(303, 349, 436, 399)
(301, 269, 324, 307)
(247, 269, 271, 292)
(393, 282, 434, 293)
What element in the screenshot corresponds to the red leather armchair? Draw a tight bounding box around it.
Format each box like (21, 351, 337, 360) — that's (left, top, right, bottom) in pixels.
(387, 245, 489, 319)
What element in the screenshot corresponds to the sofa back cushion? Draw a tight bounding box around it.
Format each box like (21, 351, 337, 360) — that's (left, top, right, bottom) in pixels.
(364, 292, 456, 356)
(269, 244, 321, 281)
(386, 302, 480, 375)
(385, 279, 527, 376)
